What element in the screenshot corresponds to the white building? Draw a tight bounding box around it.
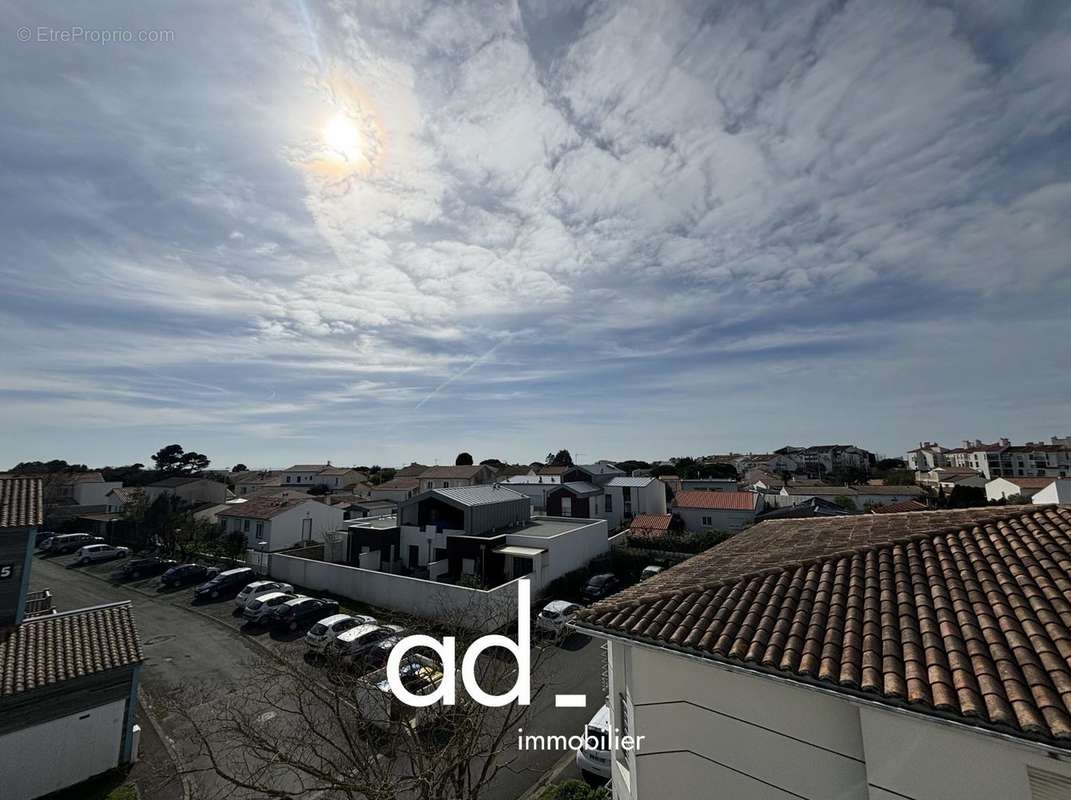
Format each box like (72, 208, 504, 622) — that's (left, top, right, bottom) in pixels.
(671, 490, 761, 532)
(55, 472, 123, 506)
(417, 464, 497, 493)
(218, 495, 344, 551)
(499, 474, 561, 512)
(280, 464, 369, 490)
(143, 476, 228, 506)
(905, 441, 949, 471)
(368, 477, 420, 504)
(678, 478, 738, 492)
(603, 477, 668, 530)
(1033, 479, 1071, 505)
(576, 505, 1071, 800)
(985, 476, 1055, 503)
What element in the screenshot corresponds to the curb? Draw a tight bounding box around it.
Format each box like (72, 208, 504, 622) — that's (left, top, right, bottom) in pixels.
(516, 750, 575, 800)
(139, 690, 192, 800)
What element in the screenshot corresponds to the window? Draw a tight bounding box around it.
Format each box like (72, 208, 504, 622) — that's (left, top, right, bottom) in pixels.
(243, 519, 250, 532)
(255, 522, 263, 537)
(605, 494, 613, 512)
(286, 476, 291, 483)
(702, 515, 712, 526)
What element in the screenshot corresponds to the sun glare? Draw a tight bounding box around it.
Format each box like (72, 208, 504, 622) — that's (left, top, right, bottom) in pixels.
(323, 112, 362, 163)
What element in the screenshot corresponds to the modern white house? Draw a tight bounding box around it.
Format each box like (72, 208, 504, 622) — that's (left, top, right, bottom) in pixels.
(985, 476, 1055, 503)
(218, 494, 344, 551)
(499, 473, 561, 512)
(1033, 478, 1071, 505)
(671, 490, 761, 532)
(576, 505, 1071, 800)
(54, 472, 123, 506)
(679, 478, 738, 493)
(603, 477, 668, 530)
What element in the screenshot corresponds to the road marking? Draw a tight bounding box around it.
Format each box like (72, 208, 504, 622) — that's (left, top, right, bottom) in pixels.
(555, 693, 586, 708)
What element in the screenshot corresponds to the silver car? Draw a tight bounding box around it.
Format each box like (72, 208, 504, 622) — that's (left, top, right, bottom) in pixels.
(242, 591, 299, 624)
(305, 613, 377, 653)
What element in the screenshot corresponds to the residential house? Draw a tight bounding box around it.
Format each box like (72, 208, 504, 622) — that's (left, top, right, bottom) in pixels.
(753, 496, 851, 521)
(869, 499, 929, 514)
(338, 499, 397, 520)
(774, 484, 925, 511)
(1033, 479, 1071, 505)
(143, 476, 228, 506)
(314, 466, 369, 491)
(575, 506, 1071, 800)
(0, 477, 144, 799)
(603, 477, 668, 530)
(417, 464, 497, 492)
(281, 464, 332, 486)
(916, 467, 985, 490)
(985, 476, 1056, 503)
(671, 490, 762, 532)
(946, 437, 1071, 479)
(904, 441, 949, 470)
(627, 514, 673, 537)
(394, 463, 428, 478)
(53, 472, 123, 506)
(732, 453, 799, 474)
(217, 495, 344, 551)
(105, 486, 135, 513)
(385, 485, 609, 591)
(775, 444, 875, 477)
(537, 465, 571, 478)
(499, 473, 562, 512)
(231, 470, 282, 496)
(546, 482, 605, 518)
(368, 476, 420, 503)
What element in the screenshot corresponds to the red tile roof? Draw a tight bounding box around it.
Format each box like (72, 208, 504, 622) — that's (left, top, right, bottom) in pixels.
(629, 514, 673, 534)
(0, 603, 143, 697)
(1001, 477, 1058, 489)
(673, 491, 758, 511)
(578, 506, 1071, 747)
(420, 465, 490, 479)
(0, 477, 43, 529)
(217, 495, 320, 520)
(870, 500, 929, 514)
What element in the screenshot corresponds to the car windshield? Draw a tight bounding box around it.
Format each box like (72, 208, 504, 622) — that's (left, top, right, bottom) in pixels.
(309, 623, 328, 635)
(540, 609, 560, 619)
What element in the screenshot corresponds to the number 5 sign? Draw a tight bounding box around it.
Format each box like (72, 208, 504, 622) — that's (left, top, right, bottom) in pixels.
(0, 563, 14, 580)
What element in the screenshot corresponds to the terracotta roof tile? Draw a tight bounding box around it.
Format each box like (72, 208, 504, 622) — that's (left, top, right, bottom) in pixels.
(0, 477, 43, 529)
(673, 491, 759, 511)
(577, 505, 1071, 746)
(0, 603, 142, 697)
(871, 500, 929, 514)
(628, 514, 673, 534)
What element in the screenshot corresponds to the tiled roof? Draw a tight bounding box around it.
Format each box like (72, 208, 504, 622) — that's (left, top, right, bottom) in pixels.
(420, 465, 489, 479)
(551, 482, 602, 496)
(150, 476, 205, 488)
(578, 506, 1071, 747)
(285, 464, 330, 472)
(395, 463, 428, 477)
(537, 465, 570, 476)
(0, 477, 43, 529)
(783, 484, 924, 496)
(0, 603, 143, 697)
(871, 500, 929, 514)
(1000, 477, 1059, 490)
(217, 495, 318, 520)
(372, 477, 420, 490)
(232, 471, 281, 485)
(673, 491, 759, 511)
(629, 514, 673, 533)
(317, 467, 363, 477)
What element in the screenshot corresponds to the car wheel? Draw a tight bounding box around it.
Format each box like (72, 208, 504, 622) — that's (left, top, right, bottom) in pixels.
(289, 620, 298, 631)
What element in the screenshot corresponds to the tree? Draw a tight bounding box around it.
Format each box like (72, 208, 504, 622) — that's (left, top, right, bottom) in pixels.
(697, 462, 738, 480)
(307, 483, 332, 496)
(480, 458, 505, 468)
(167, 595, 553, 800)
(231, 463, 249, 473)
(833, 495, 858, 512)
(455, 452, 474, 466)
(152, 444, 210, 474)
(547, 449, 573, 466)
(877, 458, 906, 471)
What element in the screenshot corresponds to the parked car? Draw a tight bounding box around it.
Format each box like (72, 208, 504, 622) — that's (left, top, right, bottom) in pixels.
(361, 632, 405, 671)
(640, 565, 664, 581)
(269, 597, 340, 631)
(193, 566, 257, 601)
(243, 591, 300, 624)
(581, 574, 622, 603)
(75, 543, 129, 565)
(305, 613, 378, 654)
(536, 600, 582, 638)
(234, 580, 295, 610)
(46, 533, 103, 554)
(34, 530, 57, 547)
(575, 705, 612, 781)
(160, 563, 219, 588)
(115, 557, 176, 580)
(331, 623, 405, 665)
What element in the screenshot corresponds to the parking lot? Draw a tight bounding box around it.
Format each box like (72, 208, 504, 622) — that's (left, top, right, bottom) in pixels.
(30, 548, 602, 799)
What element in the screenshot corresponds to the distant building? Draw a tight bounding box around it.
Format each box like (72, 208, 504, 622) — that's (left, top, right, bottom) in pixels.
(985, 476, 1056, 503)
(775, 444, 875, 477)
(217, 495, 344, 551)
(905, 441, 949, 471)
(368, 476, 420, 504)
(1033, 479, 1071, 505)
(671, 490, 762, 532)
(417, 464, 497, 493)
(144, 475, 228, 506)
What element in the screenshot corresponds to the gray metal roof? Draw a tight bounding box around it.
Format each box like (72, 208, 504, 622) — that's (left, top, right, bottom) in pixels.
(552, 481, 602, 496)
(427, 485, 528, 507)
(605, 476, 655, 487)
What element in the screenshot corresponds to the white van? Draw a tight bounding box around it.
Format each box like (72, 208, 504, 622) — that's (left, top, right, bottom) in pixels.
(576, 704, 612, 781)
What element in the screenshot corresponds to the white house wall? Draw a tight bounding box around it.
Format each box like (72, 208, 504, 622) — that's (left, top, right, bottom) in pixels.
(507, 517, 609, 588)
(74, 481, 123, 506)
(0, 698, 126, 800)
(611, 643, 867, 800)
(858, 705, 1071, 800)
(675, 506, 755, 532)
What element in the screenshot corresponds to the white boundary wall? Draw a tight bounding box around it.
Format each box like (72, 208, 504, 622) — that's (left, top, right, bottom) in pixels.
(253, 550, 522, 631)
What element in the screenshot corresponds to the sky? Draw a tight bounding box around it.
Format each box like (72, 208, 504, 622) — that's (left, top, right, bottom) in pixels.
(1, 0, 1070, 470)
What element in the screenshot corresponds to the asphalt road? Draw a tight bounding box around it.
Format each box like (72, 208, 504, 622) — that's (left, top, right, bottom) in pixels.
(29, 553, 605, 799)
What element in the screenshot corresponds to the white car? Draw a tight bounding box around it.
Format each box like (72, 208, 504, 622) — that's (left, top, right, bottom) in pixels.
(242, 591, 299, 624)
(576, 704, 612, 781)
(332, 623, 405, 663)
(640, 565, 664, 581)
(305, 613, 378, 653)
(234, 580, 294, 610)
(536, 600, 581, 638)
(75, 543, 129, 564)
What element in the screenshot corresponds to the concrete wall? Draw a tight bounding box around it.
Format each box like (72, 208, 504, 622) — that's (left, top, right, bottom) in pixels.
(1034, 479, 1071, 504)
(0, 698, 126, 799)
(259, 551, 523, 631)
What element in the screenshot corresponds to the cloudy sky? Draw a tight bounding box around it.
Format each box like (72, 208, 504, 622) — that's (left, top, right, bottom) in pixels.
(2, 0, 1069, 470)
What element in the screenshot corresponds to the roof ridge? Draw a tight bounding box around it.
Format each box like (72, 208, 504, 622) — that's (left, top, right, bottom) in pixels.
(584, 505, 1051, 615)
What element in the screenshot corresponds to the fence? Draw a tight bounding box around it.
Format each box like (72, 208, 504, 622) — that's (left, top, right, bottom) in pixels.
(248, 549, 522, 632)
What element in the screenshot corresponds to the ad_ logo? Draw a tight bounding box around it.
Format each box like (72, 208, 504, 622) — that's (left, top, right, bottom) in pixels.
(386, 578, 583, 709)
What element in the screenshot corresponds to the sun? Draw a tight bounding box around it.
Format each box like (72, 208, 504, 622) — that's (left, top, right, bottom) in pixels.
(323, 112, 362, 163)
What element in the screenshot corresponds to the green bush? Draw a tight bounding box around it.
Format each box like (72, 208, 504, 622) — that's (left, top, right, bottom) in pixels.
(625, 529, 733, 554)
(540, 779, 611, 800)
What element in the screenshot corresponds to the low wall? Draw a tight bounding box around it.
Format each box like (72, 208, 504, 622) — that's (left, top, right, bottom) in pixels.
(257, 551, 522, 632)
